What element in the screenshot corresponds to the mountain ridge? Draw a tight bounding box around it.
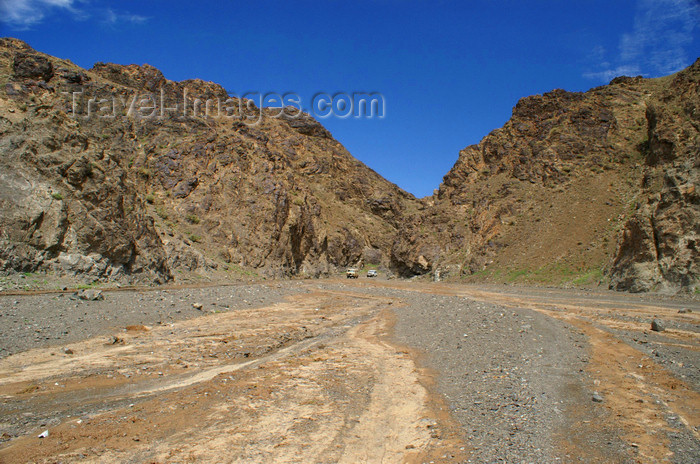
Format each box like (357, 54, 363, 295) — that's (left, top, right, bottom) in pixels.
(392, 59, 698, 293)
(0, 38, 697, 293)
(0, 37, 420, 284)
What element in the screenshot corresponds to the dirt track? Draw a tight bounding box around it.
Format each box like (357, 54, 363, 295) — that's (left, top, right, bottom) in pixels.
(0, 280, 698, 463)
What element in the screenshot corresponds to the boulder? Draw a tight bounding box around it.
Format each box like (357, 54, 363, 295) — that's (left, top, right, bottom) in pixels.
(13, 52, 54, 81)
(650, 319, 664, 332)
(77, 289, 104, 301)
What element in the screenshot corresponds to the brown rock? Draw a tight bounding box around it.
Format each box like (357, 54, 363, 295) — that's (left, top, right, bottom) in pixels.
(12, 52, 53, 81)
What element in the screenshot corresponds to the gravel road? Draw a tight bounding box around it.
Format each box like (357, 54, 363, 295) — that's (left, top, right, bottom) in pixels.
(0, 279, 698, 463)
(321, 282, 630, 463)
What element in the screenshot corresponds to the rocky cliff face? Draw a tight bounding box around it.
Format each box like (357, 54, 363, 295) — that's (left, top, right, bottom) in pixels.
(0, 38, 418, 283)
(608, 64, 699, 293)
(393, 60, 699, 293)
(0, 38, 696, 293)
(1, 41, 170, 283)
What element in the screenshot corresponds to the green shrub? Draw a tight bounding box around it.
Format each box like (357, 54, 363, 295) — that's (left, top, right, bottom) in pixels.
(51, 193, 63, 200)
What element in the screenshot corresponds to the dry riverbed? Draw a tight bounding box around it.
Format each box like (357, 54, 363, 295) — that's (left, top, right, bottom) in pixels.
(0, 280, 698, 463)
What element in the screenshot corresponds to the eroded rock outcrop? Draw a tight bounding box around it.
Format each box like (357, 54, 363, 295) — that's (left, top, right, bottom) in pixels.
(608, 61, 700, 292)
(609, 161, 699, 292)
(392, 58, 699, 293)
(0, 38, 417, 282)
(0, 38, 696, 292)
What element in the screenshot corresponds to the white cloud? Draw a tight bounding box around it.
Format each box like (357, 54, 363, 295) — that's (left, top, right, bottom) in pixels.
(585, 0, 700, 82)
(0, 0, 147, 29)
(0, 0, 77, 28)
(104, 8, 147, 25)
(583, 65, 643, 82)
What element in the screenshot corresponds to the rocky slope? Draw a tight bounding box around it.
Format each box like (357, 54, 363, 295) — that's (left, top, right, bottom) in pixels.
(0, 38, 696, 293)
(0, 38, 419, 283)
(393, 61, 699, 293)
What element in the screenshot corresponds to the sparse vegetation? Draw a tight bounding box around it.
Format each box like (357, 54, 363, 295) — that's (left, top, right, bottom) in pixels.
(137, 167, 152, 179)
(51, 193, 63, 200)
(76, 282, 100, 290)
(186, 214, 200, 224)
(227, 263, 259, 277)
(506, 269, 529, 281)
(156, 207, 169, 219)
(471, 263, 605, 288)
(572, 268, 604, 286)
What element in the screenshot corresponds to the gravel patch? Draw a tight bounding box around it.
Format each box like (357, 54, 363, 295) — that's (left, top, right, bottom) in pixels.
(324, 283, 632, 463)
(1, 280, 697, 463)
(0, 282, 308, 359)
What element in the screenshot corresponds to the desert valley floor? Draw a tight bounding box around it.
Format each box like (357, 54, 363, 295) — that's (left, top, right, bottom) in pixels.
(0, 279, 698, 463)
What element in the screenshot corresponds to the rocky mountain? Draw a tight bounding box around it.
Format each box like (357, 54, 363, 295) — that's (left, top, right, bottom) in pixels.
(392, 60, 699, 293)
(0, 38, 419, 284)
(0, 38, 697, 293)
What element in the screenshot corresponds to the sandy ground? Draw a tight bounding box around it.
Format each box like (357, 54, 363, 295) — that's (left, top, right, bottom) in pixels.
(0, 279, 697, 463)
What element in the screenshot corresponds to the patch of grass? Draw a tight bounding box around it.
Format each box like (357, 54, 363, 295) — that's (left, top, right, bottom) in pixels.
(227, 263, 259, 277)
(76, 282, 100, 290)
(186, 214, 200, 224)
(490, 268, 504, 280)
(467, 268, 491, 279)
(529, 263, 578, 284)
(188, 233, 201, 243)
(156, 207, 169, 220)
(572, 268, 604, 286)
(51, 192, 63, 200)
(506, 269, 530, 282)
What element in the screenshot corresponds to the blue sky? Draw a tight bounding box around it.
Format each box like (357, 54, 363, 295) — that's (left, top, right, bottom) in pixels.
(2, 0, 699, 197)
